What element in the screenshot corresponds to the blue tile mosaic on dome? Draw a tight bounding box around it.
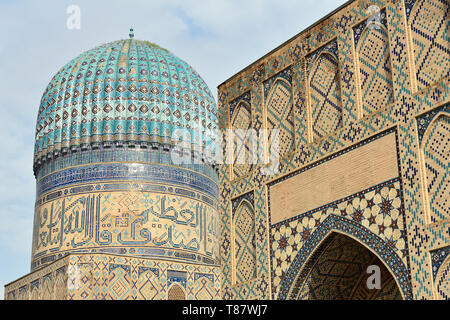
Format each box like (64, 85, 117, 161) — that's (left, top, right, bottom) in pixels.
(35, 39, 218, 169)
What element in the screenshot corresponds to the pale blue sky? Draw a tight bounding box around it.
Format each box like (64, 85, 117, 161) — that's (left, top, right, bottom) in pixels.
(0, 0, 347, 298)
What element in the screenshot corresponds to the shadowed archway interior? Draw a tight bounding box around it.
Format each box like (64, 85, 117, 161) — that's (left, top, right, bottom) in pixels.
(289, 233, 402, 300)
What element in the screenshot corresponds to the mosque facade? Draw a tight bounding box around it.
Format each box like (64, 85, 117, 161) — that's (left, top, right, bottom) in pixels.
(4, 0, 450, 300)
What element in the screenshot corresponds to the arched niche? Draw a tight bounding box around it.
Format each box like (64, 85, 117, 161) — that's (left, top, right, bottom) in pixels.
(276, 215, 412, 300)
(308, 52, 343, 140)
(167, 283, 186, 300)
(265, 78, 294, 157)
(231, 101, 253, 179)
(356, 24, 393, 116)
(288, 232, 402, 300)
(54, 271, 67, 300)
(419, 113, 449, 224)
(233, 199, 256, 285)
(41, 275, 54, 300)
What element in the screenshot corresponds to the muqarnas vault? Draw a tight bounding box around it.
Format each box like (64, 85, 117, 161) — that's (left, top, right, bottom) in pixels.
(4, 0, 450, 300)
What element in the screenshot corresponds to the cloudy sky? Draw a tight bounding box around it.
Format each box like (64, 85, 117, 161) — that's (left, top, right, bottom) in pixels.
(0, 0, 347, 298)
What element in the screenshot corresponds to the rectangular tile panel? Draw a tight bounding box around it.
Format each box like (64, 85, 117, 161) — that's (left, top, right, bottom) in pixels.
(269, 132, 398, 224)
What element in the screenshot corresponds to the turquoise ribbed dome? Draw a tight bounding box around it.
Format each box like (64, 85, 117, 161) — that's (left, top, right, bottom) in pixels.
(34, 39, 217, 168)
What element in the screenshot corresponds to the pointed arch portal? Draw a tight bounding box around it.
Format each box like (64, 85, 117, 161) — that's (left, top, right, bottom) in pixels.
(276, 214, 412, 300)
(287, 232, 402, 300)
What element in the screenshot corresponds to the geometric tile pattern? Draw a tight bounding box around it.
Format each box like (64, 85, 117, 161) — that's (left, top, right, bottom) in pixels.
(264, 67, 293, 99)
(30, 280, 40, 300)
(18, 285, 29, 300)
(54, 267, 67, 300)
(4, 253, 221, 300)
(137, 267, 161, 300)
(408, 0, 450, 91)
(306, 40, 339, 75)
(4, 256, 70, 300)
(109, 264, 131, 300)
(70, 263, 93, 300)
(292, 61, 309, 151)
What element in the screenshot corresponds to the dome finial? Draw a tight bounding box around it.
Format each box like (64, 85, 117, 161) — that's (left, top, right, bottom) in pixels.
(129, 27, 134, 39)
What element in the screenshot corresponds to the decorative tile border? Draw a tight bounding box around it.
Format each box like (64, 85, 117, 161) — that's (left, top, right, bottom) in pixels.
(5, 253, 221, 300)
(267, 127, 396, 191)
(36, 146, 218, 182)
